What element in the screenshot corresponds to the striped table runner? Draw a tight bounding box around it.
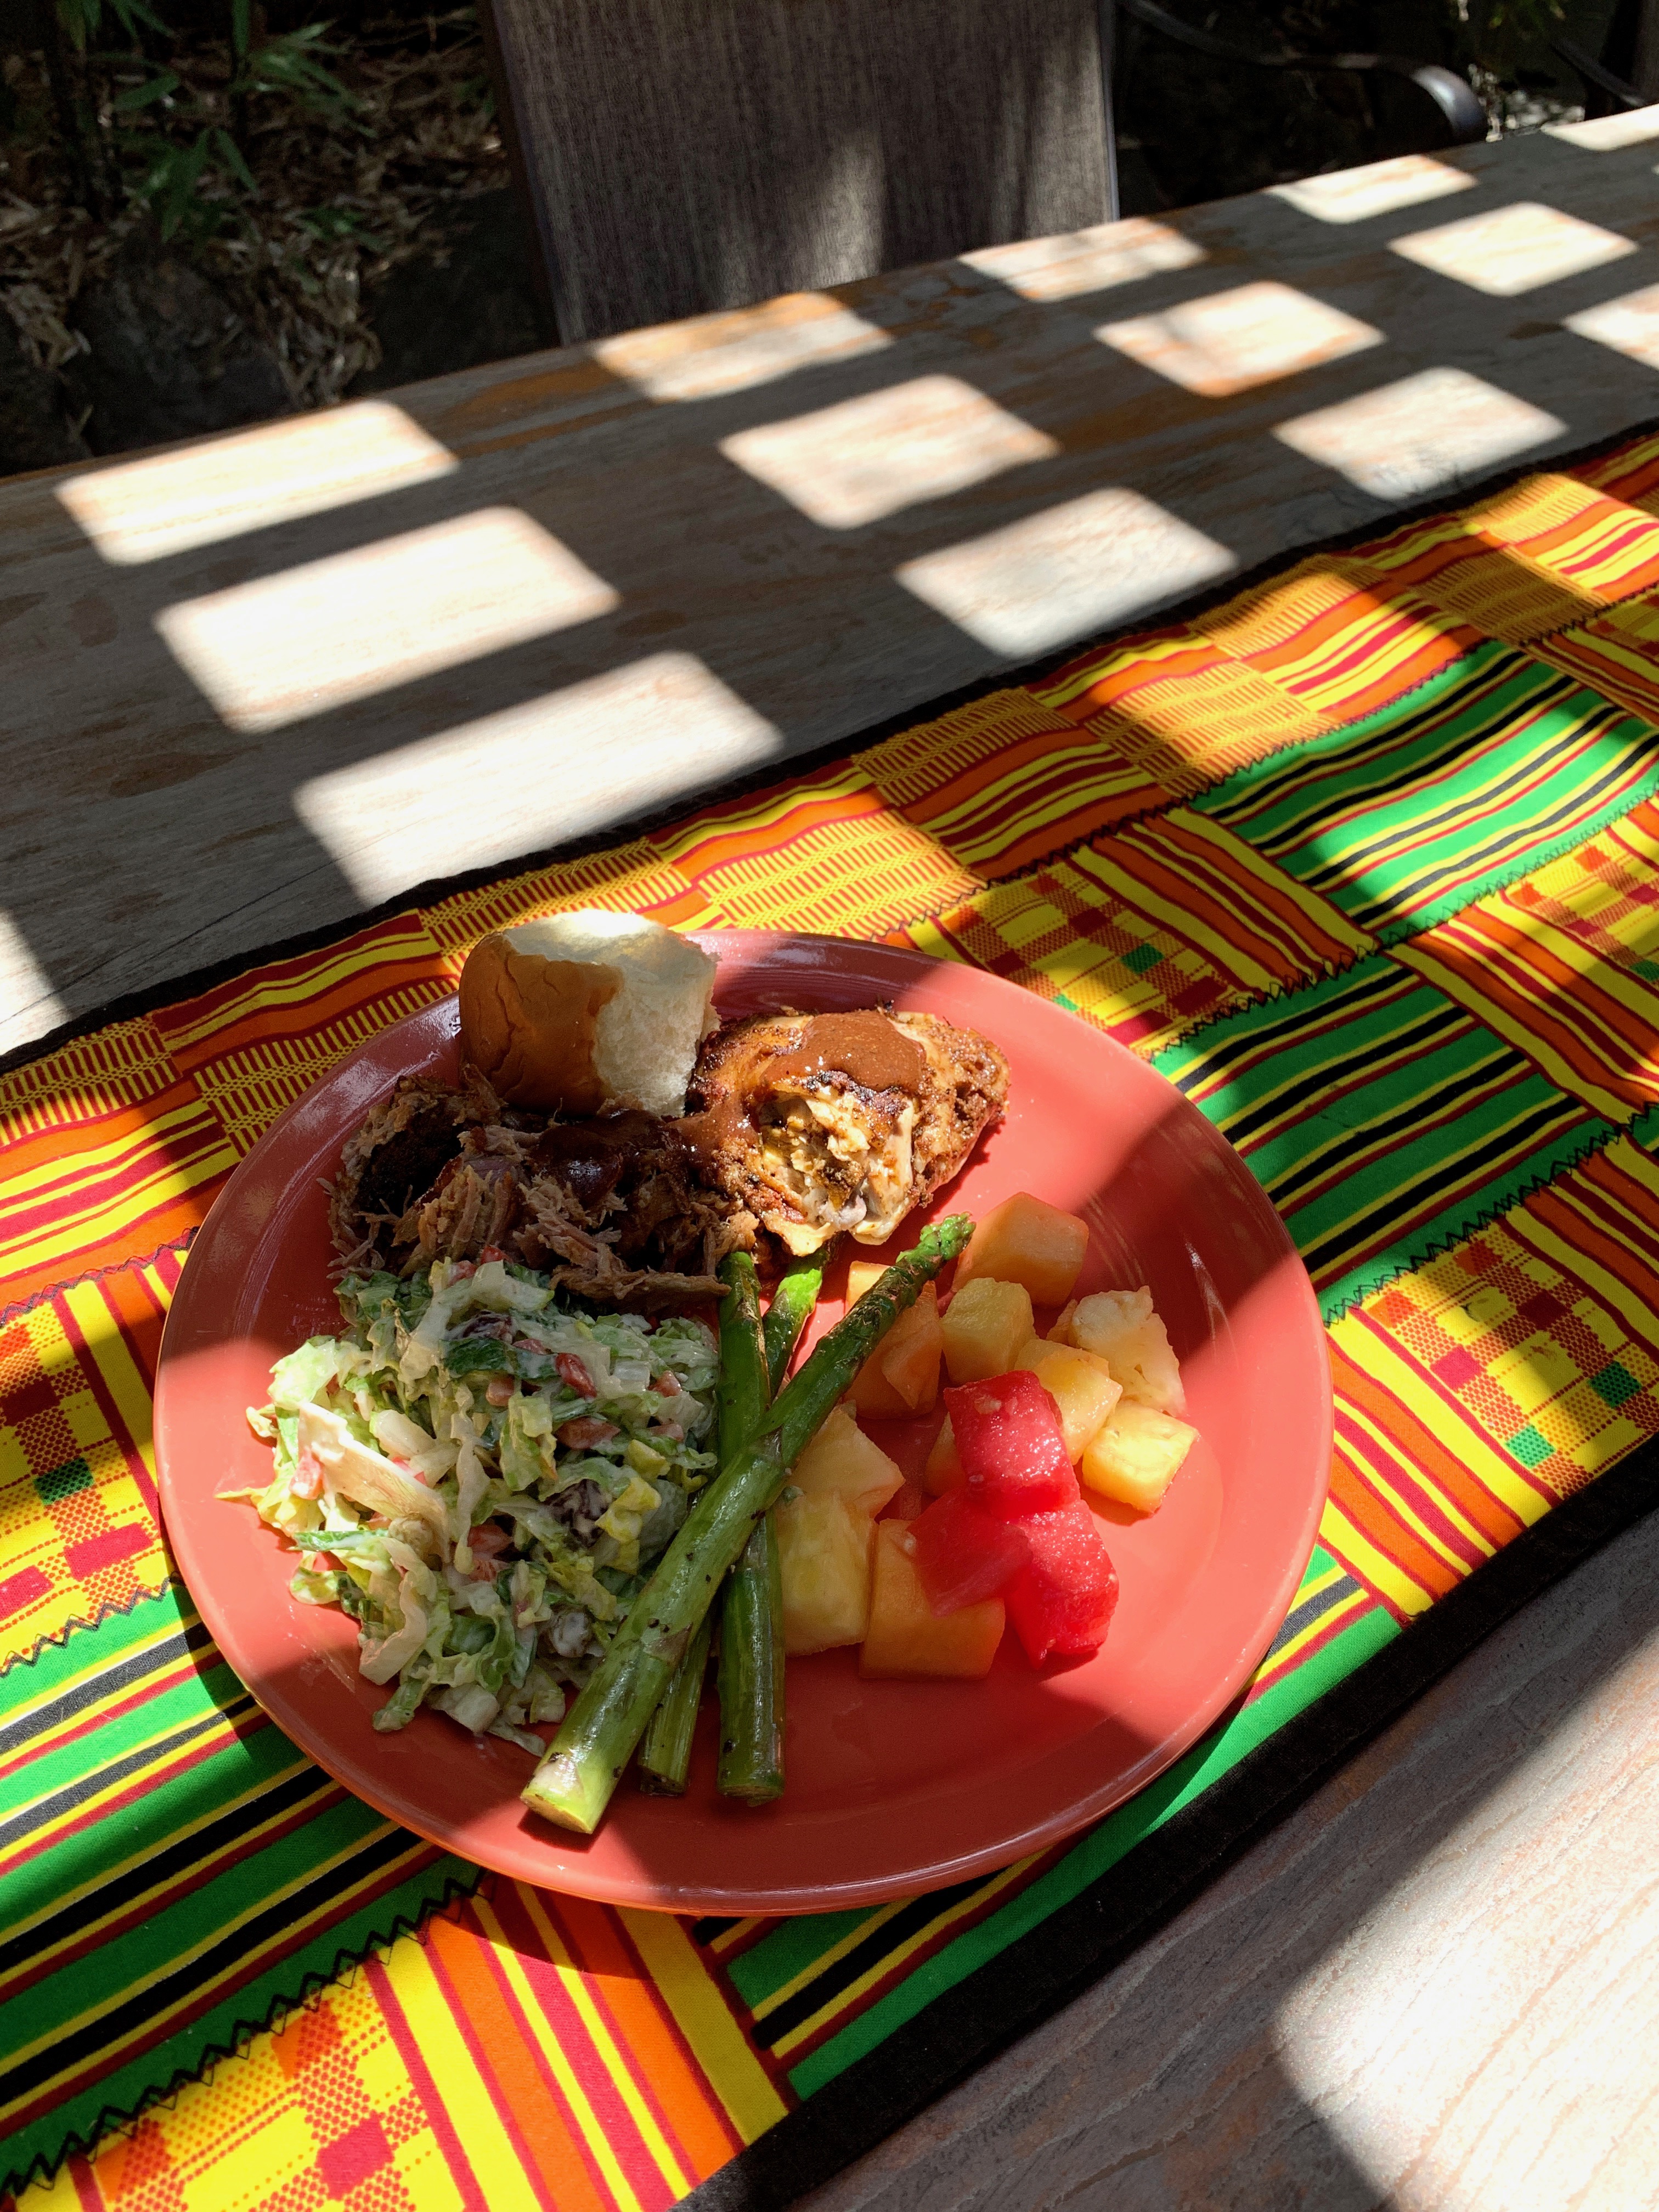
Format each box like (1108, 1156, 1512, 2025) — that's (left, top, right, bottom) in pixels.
(10, 431, 1659, 2211)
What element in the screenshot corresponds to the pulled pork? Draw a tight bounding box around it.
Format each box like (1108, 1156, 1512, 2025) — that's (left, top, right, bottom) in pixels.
(329, 1075, 748, 1304)
(329, 1002, 1006, 1299)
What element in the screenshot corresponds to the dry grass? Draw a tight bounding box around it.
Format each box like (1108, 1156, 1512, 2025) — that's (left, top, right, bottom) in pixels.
(0, 11, 511, 410)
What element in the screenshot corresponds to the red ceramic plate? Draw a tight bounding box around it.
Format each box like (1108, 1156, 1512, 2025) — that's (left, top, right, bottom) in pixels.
(155, 930, 1330, 1915)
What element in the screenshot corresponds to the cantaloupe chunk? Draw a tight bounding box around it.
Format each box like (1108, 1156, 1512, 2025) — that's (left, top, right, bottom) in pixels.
(941, 1277, 1034, 1383)
(1070, 1289, 1186, 1414)
(847, 1260, 886, 1305)
(953, 1194, 1090, 1305)
(1080, 1400, 1197, 1513)
(859, 1519, 1005, 1679)
(848, 1286, 944, 1416)
(923, 1417, 965, 1496)
(792, 1405, 905, 1516)
(1012, 1339, 1122, 1461)
(776, 1490, 874, 1654)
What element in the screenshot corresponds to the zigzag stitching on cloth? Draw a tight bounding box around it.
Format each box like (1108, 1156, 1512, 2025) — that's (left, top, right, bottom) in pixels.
(1366, 757, 1659, 946)
(9, 449, 1659, 2208)
(1150, 949, 1628, 1322)
(1317, 1118, 1625, 1323)
(0, 1872, 482, 2203)
(0, 1579, 184, 1683)
(0, 1233, 195, 1338)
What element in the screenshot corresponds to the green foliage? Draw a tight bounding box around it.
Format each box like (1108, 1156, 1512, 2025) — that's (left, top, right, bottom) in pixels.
(43, 0, 362, 236)
(237, 24, 359, 121)
(57, 0, 167, 54)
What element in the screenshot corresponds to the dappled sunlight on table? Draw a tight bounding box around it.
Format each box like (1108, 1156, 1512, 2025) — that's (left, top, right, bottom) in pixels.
(896, 488, 1235, 657)
(962, 217, 1204, 303)
(1273, 367, 1565, 501)
(719, 375, 1059, 529)
(1565, 281, 1659, 372)
(1545, 106, 1659, 151)
(1273, 1616, 1659, 2210)
(54, 400, 459, 565)
(1270, 154, 1477, 225)
(1095, 281, 1382, 399)
(294, 651, 782, 901)
(1389, 201, 1638, 297)
(593, 291, 893, 402)
(154, 506, 620, 733)
(0, 910, 67, 1056)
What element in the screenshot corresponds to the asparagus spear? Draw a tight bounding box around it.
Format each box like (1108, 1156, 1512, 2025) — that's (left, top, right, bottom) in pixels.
(715, 1250, 786, 1802)
(762, 1257, 824, 1395)
(635, 1611, 712, 1793)
(718, 1514, 785, 1802)
(637, 1252, 769, 1797)
(718, 1257, 820, 1801)
(523, 1216, 972, 1833)
(718, 1252, 771, 1462)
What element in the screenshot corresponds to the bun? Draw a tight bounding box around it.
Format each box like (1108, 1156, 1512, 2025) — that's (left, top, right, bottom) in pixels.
(459, 912, 717, 1116)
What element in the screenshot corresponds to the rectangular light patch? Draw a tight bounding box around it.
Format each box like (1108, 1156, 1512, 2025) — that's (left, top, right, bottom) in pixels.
(721, 375, 1058, 530)
(295, 653, 781, 902)
(1390, 202, 1637, 297)
(155, 507, 619, 732)
(1545, 108, 1659, 150)
(1271, 155, 1477, 224)
(0, 911, 67, 1057)
(1274, 367, 1564, 500)
(963, 218, 1204, 302)
(595, 293, 892, 402)
(1097, 281, 1381, 397)
(57, 402, 459, 565)
(1565, 283, 1659, 370)
(897, 488, 1235, 657)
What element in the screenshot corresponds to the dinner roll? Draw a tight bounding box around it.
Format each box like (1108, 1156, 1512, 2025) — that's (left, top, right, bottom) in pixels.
(459, 912, 718, 1116)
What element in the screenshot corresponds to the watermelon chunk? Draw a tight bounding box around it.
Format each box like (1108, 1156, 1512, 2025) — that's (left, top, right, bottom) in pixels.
(944, 1370, 1080, 1520)
(1005, 1504, 1119, 1664)
(909, 1491, 1031, 1615)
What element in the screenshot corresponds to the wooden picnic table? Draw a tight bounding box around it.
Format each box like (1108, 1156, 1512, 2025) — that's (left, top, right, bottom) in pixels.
(9, 111, 1659, 2212)
(6, 116, 1659, 1058)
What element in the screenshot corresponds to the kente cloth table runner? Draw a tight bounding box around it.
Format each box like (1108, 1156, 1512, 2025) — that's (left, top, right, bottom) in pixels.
(12, 430, 1659, 2212)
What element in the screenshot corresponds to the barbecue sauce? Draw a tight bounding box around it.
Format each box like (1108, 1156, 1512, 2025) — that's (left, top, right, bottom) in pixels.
(681, 1009, 924, 1159)
(768, 1012, 926, 1094)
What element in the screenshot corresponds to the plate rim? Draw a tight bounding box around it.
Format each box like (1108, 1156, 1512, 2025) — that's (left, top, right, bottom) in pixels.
(155, 927, 1333, 1912)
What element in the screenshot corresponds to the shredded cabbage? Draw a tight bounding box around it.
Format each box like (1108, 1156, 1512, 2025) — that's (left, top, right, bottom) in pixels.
(232, 1256, 718, 1753)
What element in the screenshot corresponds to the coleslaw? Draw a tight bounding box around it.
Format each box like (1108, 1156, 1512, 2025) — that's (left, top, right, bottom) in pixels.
(229, 1256, 719, 1751)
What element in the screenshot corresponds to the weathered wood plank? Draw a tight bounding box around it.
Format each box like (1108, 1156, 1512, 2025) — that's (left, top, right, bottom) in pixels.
(7, 121, 1659, 1045)
(802, 1504, 1659, 2212)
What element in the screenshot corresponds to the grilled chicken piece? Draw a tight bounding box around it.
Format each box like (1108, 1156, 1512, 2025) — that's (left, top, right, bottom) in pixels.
(682, 1008, 1008, 1257)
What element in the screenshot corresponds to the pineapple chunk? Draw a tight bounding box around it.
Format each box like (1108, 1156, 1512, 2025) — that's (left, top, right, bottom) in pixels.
(860, 1520, 1005, 1679)
(792, 1405, 905, 1516)
(880, 1285, 944, 1413)
(923, 1415, 964, 1495)
(776, 1491, 874, 1654)
(1012, 1339, 1122, 1461)
(847, 1260, 886, 1305)
(848, 1286, 944, 1417)
(1070, 1288, 1185, 1413)
(941, 1277, 1034, 1383)
(1080, 1400, 1197, 1513)
(1049, 1299, 1079, 1346)
(953, 1194, 1090, 1305)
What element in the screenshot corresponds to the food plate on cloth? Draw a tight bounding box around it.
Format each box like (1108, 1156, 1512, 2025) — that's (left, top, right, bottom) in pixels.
(154, 929, 1331, 1915)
